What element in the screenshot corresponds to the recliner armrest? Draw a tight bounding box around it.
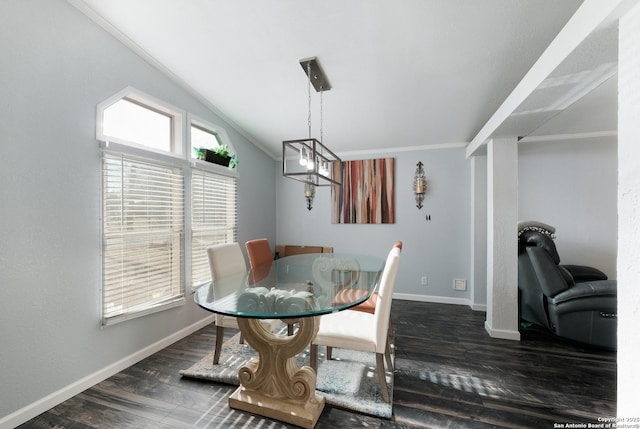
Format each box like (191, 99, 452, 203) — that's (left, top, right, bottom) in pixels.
(551, 280, 617, 305)
(560, 264, 608, 281)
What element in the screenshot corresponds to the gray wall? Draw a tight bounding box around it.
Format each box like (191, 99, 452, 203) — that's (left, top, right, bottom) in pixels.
(470, 156, 488, 310)
(518, 137, 618, 278)
(276, 147, 473, 302)
(0, 0, 275, 421)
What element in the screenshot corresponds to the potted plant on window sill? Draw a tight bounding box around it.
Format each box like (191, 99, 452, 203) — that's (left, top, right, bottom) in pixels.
(194, 145, 238, 169)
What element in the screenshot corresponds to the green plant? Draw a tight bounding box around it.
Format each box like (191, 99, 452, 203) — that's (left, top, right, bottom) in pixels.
(211, 144, 230, 158)
(193, 147, 206, 160)
(193, 145, 238, 169)
(229, 153, 239, 169)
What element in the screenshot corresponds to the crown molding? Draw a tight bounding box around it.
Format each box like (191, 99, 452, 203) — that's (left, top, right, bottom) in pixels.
(519, 130, 617, 143)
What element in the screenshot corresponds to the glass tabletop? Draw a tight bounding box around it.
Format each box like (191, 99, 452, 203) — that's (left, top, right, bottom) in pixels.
(194, 252, 385, 319)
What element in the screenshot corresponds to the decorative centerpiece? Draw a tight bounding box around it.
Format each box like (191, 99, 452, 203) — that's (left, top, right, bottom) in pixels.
(194, 144, 238, 169)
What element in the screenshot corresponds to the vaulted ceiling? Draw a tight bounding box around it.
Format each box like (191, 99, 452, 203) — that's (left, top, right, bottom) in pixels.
(72, 0, 622, 158)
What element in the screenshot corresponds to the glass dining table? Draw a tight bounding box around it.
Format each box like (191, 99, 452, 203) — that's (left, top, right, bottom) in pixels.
(194, 252, 385, 429)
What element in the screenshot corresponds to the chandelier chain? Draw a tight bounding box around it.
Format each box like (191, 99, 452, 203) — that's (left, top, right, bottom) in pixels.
(307, 62, 312, 139)
(320, 85, 323, 143)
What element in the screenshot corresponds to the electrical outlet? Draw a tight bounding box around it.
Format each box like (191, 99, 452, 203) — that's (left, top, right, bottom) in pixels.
(421, 276, 428, 286)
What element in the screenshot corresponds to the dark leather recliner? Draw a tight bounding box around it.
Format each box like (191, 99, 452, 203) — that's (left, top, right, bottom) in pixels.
(518, 230, 617, 350)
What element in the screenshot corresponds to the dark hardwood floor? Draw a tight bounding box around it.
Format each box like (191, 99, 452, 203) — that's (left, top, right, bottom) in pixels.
(19, 300, 616, 428)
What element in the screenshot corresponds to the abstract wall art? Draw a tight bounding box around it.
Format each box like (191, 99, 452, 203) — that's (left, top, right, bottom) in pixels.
(331, 157, 395, 224)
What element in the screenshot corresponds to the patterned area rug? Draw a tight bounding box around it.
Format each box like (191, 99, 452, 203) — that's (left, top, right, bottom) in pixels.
(179, 332, 394, 419)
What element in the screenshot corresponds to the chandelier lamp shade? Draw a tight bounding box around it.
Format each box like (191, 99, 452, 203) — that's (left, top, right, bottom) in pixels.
(282, 138, 341, 187)
(282, 57, 341, 209)
(304, 176, 316, 211)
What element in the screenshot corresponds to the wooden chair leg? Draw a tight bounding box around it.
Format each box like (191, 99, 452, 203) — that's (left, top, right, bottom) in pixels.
(326, 346, 333, 360)
(213, 325, 224, 365)
(239, 333, 244, 344)
(385, 320, 394, 371)
(376, 352, 391, 403)
(310, 343, 318, 372)
(287, 323, 294, 335)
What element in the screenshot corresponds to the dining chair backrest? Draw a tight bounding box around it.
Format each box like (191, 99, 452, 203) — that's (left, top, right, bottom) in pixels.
(374, 241, 402, 300)
(207, 243, 247, 282)
(206, 243, 251, 363)
(372, 242, 402, 352)
(245, 238, 273, 269)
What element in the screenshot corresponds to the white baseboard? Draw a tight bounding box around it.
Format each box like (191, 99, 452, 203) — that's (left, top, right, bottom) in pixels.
(393, 293, 487, 312)
(484, 320, 521, 341)
(471, 303, 487, 312)
(0, 315, 215, 429)
(394, 292, 475, 309)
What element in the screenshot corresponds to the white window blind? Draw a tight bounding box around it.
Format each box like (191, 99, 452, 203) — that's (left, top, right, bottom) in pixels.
(191, 170, 238, 288)
(102, 153, 185, 325)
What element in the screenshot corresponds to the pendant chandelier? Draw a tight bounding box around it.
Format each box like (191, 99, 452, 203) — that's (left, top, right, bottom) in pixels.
(282, 57, 341, 210)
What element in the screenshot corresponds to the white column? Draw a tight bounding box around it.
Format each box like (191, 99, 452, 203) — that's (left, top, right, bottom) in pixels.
(617, 1, 640, 417)
(485, 137, 520, 340)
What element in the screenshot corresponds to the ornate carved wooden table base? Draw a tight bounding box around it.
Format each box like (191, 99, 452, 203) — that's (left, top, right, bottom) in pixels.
(229, 316, 325, 429)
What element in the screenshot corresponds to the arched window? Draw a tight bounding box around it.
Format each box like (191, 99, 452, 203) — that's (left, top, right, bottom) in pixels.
(97, 87, 184, 156)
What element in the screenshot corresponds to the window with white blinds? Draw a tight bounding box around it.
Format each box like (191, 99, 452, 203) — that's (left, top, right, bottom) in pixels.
(191, 170, 238, 289)
(101, 153, 185, 325)
(96, 88, 239, 325)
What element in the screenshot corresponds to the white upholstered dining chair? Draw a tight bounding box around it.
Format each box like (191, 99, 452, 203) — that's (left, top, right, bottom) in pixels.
(309, 241, 402, 403)
(207, 242, 278, 364)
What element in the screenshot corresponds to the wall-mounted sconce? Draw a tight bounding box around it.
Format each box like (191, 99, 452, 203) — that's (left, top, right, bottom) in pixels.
(413, 161, 426, 209)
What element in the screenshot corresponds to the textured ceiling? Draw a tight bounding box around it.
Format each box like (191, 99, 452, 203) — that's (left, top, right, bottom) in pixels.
(72, 0, 620, 158)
